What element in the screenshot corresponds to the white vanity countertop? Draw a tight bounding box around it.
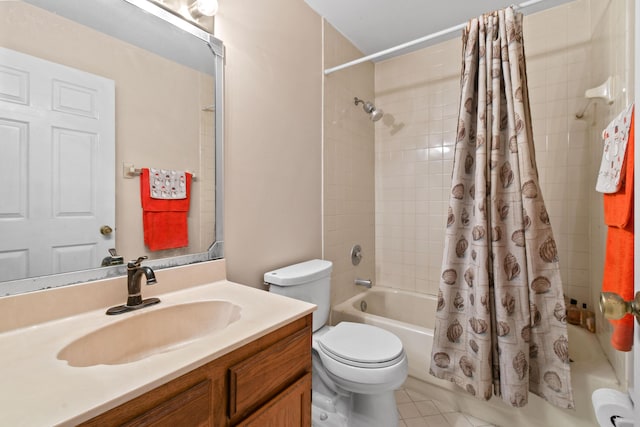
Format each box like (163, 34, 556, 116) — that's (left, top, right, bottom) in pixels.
(0, 279, 315, 426)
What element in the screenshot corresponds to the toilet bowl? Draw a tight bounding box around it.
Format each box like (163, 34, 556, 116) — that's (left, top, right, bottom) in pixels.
(316, 323, 407, 391)
(265, 260, 408, 427)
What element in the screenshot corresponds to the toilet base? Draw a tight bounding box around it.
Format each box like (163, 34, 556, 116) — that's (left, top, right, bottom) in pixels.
(350, 390, 398, 427)
(312, 403, 347, 427)
(311, 390, 399, 427)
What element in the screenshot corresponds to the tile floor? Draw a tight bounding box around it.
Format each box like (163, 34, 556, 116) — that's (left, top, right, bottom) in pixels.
(396, 386, 497, 427)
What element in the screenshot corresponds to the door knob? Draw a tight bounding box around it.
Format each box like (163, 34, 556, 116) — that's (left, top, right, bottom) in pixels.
(100, 225, 113, 235)
(599, 291, 640, 325)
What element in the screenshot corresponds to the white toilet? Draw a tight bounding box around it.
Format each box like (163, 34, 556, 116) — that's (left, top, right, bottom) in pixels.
(265, 259, 408, 427)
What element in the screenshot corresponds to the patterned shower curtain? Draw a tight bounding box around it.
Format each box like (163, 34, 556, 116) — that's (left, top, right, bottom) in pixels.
(429, 7, 574, 409)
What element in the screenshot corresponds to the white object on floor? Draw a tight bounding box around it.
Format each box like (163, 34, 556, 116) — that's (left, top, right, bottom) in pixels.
(592, 388, 634, 427)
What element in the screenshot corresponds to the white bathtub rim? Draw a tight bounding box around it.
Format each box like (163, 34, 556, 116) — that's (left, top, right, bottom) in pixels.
(332, 287, 435, 334)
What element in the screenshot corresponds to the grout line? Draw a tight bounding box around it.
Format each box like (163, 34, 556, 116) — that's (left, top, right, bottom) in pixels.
(396, 386, 496, 427)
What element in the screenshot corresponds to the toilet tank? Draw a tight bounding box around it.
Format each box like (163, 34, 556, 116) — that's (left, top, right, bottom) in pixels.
(264, 259, 332, 332)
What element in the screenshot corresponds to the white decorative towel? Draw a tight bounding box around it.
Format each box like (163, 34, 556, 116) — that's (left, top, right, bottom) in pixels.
(596, 103, 634, 193)
(149, 168, 187, 199)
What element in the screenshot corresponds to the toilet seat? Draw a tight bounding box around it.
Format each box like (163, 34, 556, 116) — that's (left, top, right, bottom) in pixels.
(317, 322, 404, 368)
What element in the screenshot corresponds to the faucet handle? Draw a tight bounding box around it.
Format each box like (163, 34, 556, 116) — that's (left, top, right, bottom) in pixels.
(101, 248, 124, 266)
(128, 255, 148, 268)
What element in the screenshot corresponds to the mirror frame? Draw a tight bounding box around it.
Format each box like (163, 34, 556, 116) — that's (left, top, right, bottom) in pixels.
(0, 0, 224, 296)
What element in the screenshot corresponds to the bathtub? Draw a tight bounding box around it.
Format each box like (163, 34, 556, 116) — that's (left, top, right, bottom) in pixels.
(332, 287, 621, 427)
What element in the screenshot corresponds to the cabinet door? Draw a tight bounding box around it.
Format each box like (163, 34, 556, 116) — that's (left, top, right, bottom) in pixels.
(235, 373, 311, 427)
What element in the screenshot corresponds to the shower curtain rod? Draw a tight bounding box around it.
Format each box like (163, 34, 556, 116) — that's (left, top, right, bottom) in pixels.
(324, 0, 547, 75)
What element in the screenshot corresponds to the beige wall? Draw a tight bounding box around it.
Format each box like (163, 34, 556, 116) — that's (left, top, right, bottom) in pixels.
(323, 22, 376, 307)
(215, 0, 323, 287)
(0, 2, 215, 263)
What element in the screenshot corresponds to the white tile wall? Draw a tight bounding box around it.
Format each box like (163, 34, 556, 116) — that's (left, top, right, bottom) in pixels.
(525, 0, 593, 308)
(375, 41, 459, 295)
(323, 21, 376, 307)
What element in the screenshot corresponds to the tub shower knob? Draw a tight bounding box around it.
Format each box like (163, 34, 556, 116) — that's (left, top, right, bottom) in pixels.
(599, 291, 640, 324)
(351, 244, 363, 265)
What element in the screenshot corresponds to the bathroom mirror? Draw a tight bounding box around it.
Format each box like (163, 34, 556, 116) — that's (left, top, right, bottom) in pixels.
(0, 0, 224, 295)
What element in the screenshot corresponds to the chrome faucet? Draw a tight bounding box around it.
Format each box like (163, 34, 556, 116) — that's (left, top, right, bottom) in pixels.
(354, 278, 372, 288)
(106, 256, 160, 315)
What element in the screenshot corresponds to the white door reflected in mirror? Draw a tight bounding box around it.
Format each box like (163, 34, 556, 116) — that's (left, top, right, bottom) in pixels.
(0, 47, 115, 280)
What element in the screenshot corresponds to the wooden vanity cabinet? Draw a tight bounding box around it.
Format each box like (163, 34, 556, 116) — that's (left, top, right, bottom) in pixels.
(80, 314, 312, 427)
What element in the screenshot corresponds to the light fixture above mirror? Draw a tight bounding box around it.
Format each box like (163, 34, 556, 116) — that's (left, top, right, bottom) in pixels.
(147, 0, 217, 30)
(188, 0, 219, 18)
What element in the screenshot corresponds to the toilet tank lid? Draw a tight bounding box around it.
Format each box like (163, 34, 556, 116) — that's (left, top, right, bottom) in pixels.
(264, 259, 333, 286)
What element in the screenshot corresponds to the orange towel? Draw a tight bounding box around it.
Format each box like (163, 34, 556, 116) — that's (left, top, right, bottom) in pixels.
(602, 108, 634, 351)
(140, 168, 192, 251)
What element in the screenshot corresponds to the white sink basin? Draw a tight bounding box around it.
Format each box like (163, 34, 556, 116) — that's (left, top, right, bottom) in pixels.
(58, 300, 241, 367)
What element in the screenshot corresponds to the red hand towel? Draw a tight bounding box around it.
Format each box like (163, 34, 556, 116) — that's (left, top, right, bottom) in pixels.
(140, 168, 192, 251)
(602, 108, 634, 351)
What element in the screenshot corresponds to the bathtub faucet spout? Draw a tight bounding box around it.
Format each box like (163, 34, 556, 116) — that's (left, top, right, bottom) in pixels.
(355, 278, 372, 288)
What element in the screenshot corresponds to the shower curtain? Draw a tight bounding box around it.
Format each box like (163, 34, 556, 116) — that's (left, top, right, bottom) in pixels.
(429, 7, 574, 409)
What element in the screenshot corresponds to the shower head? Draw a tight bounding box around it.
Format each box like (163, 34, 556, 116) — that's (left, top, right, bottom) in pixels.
(369, 107, 384, 122)
(354, 97, 383, 122)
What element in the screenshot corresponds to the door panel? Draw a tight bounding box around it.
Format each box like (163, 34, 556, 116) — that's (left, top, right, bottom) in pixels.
(0, 118, 27, 218)
(52, 127, 96, 215)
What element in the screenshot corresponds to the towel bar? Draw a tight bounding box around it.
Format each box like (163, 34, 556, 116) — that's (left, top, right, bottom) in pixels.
(123, 163, 197, 180)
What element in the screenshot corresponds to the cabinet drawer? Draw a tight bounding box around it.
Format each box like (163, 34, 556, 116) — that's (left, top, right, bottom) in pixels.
(122, 379, 211, 427)
(229, 326, 311, 418)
